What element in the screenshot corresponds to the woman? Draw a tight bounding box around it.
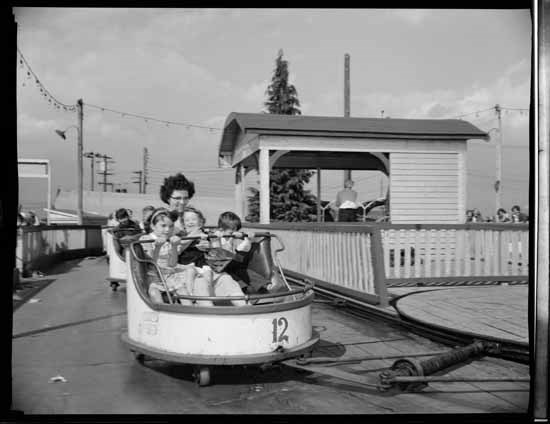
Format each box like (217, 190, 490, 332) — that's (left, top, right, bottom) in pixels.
(334, 179, 359, 222)
(159, 173, 196, 235)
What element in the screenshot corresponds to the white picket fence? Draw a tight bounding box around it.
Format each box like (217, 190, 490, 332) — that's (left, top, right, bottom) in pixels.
(380, 226, 529, 279)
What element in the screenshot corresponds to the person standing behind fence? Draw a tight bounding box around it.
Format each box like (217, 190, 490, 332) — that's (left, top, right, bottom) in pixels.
(511, 205, 528, 223)
(495, 208, 512, 223)
(334, 179, 359, 222)
(472, 208, 483, 223)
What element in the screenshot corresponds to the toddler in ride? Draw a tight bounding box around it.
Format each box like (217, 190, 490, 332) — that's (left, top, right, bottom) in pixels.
(207, 211, 253, 306)
(140, 208, 212, 306)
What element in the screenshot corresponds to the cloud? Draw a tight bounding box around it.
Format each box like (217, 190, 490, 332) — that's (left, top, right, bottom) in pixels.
(243, 80, 269, 107)
(349, 59, 530, 128)
(17, 113, 58, 135)
(204, 115, 226, 128)
(391, 9, 431, 25)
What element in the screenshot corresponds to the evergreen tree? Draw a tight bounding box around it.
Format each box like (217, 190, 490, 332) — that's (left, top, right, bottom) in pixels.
(264, 49, 302, 115)
(246, 50, 318, 223)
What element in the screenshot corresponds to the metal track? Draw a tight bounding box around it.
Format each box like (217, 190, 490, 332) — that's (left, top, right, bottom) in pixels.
(287, 276, 529, 364)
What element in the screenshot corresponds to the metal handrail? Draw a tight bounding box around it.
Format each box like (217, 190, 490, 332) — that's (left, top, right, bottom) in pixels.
(173, 284, 313, 303)
(319, 202, 335, 222)
(128, 235, 311, 304)
(271, 234, 293, 292)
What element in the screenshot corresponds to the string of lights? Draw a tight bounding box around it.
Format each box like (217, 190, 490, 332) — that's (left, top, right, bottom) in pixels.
(17, 47, 77, 112)
(85, 103, 223, 132)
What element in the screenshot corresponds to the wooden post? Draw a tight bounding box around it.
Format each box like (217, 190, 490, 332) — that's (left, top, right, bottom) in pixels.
(47, 161, 51, 213)
(235, 164, 244, 219)
(317, 167, 321, 222)
(259, 148, 270, 224)
(76, 99, 84, 225)
(90, 154, 95, 191)
(495, 104, 502, 212)
(458, 146, 467, 223)
(344, 53, 352, 184)
(370, 227, 389, 307)
(240, 165, 246, 219)
(142, 147, 149, 194)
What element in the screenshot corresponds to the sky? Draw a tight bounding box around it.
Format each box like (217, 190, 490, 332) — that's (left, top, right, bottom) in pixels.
(15, 8, 532, 218)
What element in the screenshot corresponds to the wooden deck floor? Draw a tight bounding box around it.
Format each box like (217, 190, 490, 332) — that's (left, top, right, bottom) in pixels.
(308, 303, 529, 413)
(389, 286, 528, 344)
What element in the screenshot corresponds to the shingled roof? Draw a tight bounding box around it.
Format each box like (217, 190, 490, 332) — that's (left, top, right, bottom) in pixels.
(219, 112, 489, 155)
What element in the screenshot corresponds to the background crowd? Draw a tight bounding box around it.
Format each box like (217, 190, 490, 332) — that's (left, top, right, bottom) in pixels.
(466, 205, 529, 223)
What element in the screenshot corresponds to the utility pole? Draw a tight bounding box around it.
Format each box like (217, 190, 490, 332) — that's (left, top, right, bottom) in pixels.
(142, 147, 149, 194)
(344, 53, 352, 184)
(97, 154, 114, 192)
(495, 104, 503, 211)
(83, 152, 102, 191)
(77, 99, 83, 225)
(132, 170, 143, 194)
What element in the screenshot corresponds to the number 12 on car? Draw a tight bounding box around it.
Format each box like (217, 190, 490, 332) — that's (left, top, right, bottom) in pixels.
(272, 317, 289, 343)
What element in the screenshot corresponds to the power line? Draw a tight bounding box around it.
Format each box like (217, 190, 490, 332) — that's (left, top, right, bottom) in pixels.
(147, 168, 230, 174)
(452, 107, 495, 119)
(501, 106, 529, 112)
(451, 105, 529, 120)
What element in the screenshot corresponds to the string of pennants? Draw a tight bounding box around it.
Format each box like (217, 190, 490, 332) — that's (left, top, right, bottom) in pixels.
(18, 47, 528, 131)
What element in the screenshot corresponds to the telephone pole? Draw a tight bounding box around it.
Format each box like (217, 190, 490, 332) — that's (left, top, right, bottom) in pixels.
(83, 152, 102, 191)
(495, 104, 503, 211)
(77, 99, 84, 225)
(132, 170, 143, 194)
(142, 147, 149, 194)
(344, 53, 352, 184)
(97, 154, 114, 192)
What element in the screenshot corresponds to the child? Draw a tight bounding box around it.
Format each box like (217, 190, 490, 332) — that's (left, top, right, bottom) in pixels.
(114, 208, 141, 232)
(113, 207, 142, 249)
(140, 205, 156, 233)
(140, 208, 212, 306)
(215, 211, 288, 296)
(208, 211, 253, 306)
(177, 206, 211, 268)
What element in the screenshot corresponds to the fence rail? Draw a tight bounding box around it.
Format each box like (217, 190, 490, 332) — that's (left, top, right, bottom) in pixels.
(244, 222, 529, 307)
(381, 227, 528, 280)
(16, 225, 104, 275)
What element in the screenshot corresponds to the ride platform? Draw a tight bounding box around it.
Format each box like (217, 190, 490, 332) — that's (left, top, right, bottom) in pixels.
(388, 284, 528, 345)
(11, 256, 529, 414)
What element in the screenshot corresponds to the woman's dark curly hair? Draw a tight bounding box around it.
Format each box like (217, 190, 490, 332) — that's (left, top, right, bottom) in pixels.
(159, 173, 195, 205)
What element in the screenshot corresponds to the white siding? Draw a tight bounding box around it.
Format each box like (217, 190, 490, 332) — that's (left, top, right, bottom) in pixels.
(390, 152, 460, 223)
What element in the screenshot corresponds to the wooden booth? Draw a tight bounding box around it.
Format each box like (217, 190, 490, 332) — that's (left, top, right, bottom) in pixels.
(218, 113, 489, 224)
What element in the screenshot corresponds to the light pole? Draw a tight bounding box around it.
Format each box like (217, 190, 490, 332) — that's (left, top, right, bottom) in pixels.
(54, 98, 84, 225)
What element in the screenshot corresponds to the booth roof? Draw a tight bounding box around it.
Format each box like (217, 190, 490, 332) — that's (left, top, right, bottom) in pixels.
(219, 112, 489, 155)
